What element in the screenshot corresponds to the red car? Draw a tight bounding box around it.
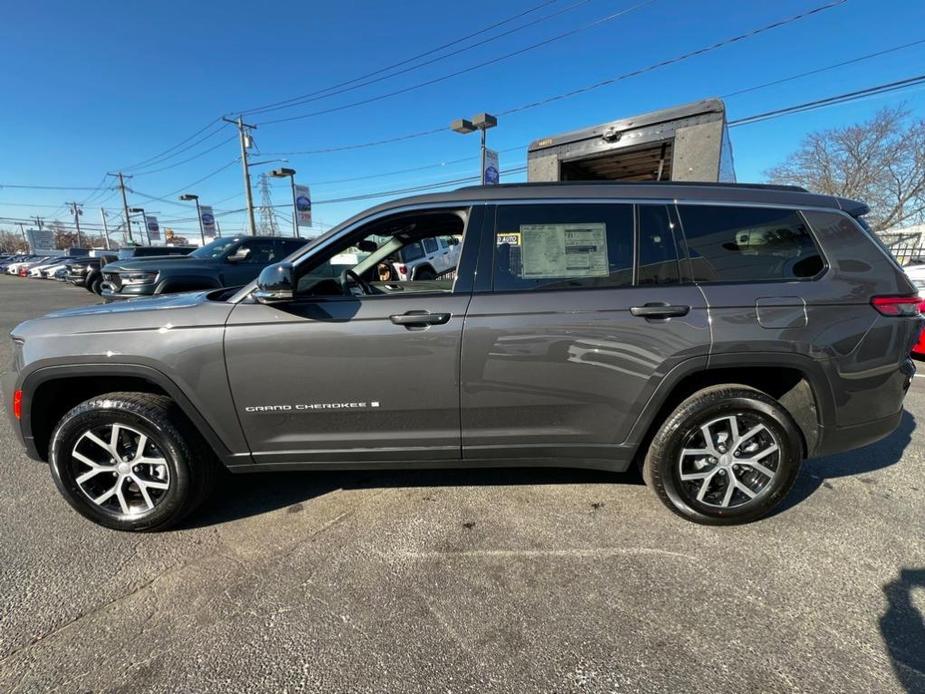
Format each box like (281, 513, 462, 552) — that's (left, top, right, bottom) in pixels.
(914, 297, 925, 357)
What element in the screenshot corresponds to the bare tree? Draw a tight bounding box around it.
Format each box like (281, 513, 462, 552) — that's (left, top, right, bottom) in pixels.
(766, 106, 925, 231)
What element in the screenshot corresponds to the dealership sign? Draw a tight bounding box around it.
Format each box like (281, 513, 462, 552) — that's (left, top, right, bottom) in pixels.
(200, 205, 216, 238)
(295, 184, 312, 226)
(146, 216, 160, 241)
(483, 148, 500, 185)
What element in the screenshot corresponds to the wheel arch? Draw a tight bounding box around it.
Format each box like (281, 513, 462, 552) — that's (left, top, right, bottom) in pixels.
(21, 364, 234, 466)
(627, 353, 834, 466)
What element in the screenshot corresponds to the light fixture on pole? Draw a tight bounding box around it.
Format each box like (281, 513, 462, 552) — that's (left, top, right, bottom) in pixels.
(451, 112, 498, 185)
(270, 167, 299, 238)
(129, 208, 150, 245)
(179, 194, 206, 246)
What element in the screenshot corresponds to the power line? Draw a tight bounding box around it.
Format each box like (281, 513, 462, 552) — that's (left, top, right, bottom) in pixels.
(728, 73, 925, 127)
(117, 117, 225, 172)
(243, 0, 592, 117)
(722, 38, 925, 99)
(261, 0, 849, 153)
(125, 123, 232, 174)
(128, 134, 238, 176)
(257, 0, 659, 125)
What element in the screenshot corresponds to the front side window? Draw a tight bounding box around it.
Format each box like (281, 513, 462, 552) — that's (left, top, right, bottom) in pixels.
(295, 208, 467, 297)
(422, 237, 438, 254)
(678, 205, 824, 282)
(493, 204, 633, 292)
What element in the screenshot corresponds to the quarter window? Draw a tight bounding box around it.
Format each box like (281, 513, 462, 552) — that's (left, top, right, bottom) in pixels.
(677, 205, 824, 282)
(493, 204, 633, 291)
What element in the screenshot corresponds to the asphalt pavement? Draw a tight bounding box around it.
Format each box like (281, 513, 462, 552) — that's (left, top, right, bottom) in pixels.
(0, 274, 923, 693)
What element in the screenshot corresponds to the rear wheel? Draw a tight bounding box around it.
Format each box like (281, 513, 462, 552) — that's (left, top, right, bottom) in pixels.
(48, 392, 218, 531)
(643, 385, 802, 525)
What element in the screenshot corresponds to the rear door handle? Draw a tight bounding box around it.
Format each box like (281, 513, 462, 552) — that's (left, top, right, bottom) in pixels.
(630, 303, 690, 318)
(390, 310, 451, 327)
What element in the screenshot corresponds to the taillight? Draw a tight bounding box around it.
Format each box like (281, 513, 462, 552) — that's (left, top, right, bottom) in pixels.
(398, 264, 407, 276)
(12, 390, 22, 419)
(871, 295, 922, 317)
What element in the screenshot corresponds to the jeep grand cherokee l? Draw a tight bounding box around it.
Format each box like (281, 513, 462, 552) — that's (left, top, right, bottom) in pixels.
(3, 182, 919, 531)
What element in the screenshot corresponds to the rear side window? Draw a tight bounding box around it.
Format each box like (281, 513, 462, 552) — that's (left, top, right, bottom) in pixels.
(422, 237, 438, 254)
(677, 205, 824, 282)
(493, 203, 633, 291)
(637, 205, 680, 285)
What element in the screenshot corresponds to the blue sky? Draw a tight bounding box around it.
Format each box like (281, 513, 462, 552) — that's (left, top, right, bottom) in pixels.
(1, 0, 924, 241)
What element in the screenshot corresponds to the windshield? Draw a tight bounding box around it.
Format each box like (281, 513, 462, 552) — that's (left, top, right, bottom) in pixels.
(190, 237, 239, 259)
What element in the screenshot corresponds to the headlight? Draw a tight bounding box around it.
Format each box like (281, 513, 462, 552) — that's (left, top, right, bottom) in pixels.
(122, 271, 158, 286)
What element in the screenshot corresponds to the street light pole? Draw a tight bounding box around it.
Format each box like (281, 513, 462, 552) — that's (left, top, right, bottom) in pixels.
(270, 168, 299, 238)
(451, 112, 498, 185)
(179, 194, 206, 245)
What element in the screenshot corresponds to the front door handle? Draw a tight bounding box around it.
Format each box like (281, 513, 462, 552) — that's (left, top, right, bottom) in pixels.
(630, 303, 690, 318)
(390, 310, 451, 328)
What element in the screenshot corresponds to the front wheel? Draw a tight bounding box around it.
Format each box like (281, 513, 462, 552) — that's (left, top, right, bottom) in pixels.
(643, 385, 802, 525)
(48, 392, 218, 531)
(88, 276, 103, 295)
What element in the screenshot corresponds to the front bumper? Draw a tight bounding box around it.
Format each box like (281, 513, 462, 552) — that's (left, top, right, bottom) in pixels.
(101, 285, 156, 302)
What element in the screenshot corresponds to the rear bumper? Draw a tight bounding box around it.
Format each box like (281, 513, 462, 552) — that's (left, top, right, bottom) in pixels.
(813, 409, 905, 458)
(813, 357, 914, 458)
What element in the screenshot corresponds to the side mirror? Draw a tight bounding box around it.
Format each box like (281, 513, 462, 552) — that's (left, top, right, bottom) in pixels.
(254, 262, 294, 304)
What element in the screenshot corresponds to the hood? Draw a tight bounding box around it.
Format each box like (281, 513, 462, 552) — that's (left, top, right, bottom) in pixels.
(105, 256, 217, 273)
(44, 290, 212, 320)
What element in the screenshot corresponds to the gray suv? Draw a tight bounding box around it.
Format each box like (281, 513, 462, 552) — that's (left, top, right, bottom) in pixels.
(3, 183, 919, 531)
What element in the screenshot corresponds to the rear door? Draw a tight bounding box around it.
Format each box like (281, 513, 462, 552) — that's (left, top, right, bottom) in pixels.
(460, 201, 710, 464)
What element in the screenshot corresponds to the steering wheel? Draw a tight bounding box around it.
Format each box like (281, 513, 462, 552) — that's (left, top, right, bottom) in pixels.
(338, 268, 371, 296)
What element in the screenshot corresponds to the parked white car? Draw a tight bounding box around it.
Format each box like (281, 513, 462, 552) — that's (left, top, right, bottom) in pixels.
(389, 234, 461, 280)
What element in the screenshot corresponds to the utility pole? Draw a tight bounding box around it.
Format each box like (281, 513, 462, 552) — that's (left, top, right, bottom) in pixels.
(224, 115, 257, 235)
(17, 223, 28, 252)
(66, 202, 84, 248)
(108, 172, 134, 244)
(99, 208, 111, 249)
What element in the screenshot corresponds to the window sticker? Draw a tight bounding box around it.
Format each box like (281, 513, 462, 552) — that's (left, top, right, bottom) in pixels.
(496, 232, 522, 246)
(519, 223, 608, 279)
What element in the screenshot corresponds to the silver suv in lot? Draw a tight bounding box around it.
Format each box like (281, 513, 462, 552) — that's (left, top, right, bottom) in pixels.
(3, 182, 919, 531)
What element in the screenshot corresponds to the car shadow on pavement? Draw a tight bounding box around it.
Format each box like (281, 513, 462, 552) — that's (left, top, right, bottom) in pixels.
(880, 567, 925, 692)
(185, 467, 641, 529)
(774, 409, 916, 516)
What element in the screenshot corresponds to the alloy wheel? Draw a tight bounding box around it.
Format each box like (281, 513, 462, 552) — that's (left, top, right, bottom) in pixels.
(70, 423, 170, 517)
(677, 413, 781, 509)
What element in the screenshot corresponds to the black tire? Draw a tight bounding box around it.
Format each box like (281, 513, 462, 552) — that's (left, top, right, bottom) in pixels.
(48, 392, 219, 532)
(413, 265, 436, 280)
(88, 276, 103, 295)
(642, 385, 802, 525)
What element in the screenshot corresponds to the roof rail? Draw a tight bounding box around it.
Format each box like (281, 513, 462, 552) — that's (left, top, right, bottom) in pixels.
(455, 181, 809, 193)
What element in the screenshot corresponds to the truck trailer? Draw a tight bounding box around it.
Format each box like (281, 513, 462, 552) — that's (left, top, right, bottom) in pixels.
(527, 98, 735, 183)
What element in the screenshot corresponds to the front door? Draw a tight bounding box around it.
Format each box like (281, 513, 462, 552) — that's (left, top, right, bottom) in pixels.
(460, 202, 711, 464)
(224, 206, 480, 467)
